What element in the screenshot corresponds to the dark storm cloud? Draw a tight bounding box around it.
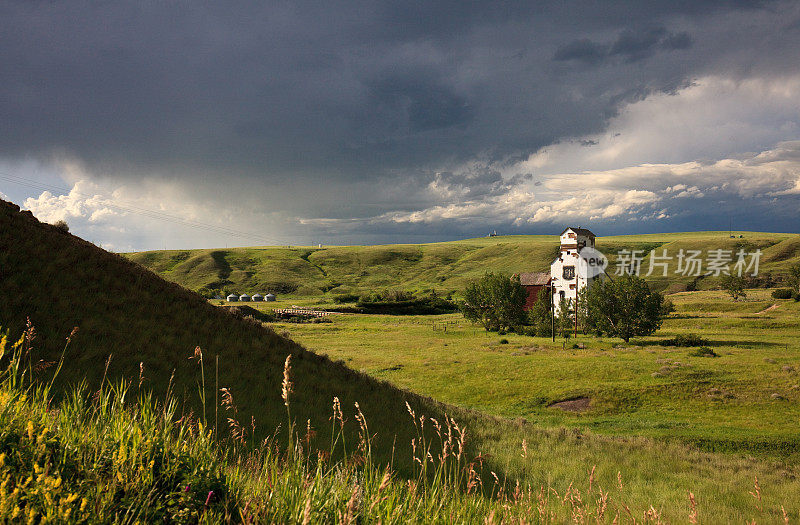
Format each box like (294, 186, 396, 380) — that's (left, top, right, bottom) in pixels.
(1, 0, 799, 242)
(553, 27, 694, 65)
(430, 168, 531, 200)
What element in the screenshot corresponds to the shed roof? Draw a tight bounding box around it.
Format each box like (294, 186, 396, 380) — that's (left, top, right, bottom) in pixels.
(518, 272, 551, 286)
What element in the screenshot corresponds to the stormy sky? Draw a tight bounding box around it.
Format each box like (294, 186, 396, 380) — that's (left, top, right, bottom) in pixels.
(2, 1, 799, 250)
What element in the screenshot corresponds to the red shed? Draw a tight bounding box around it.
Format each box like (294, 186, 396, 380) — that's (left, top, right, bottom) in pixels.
(518, 272, 551, 311)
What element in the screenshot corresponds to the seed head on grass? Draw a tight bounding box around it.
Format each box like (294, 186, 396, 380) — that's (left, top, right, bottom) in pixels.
(342, 485, 359, 525)
(302, 492, 313, 525)
(688, 491, 698, 524)
(282, 355, 293, 408)
(749, 476, 762, 512)
(369, 470, 392, 512)
(220, 387, 235, 412)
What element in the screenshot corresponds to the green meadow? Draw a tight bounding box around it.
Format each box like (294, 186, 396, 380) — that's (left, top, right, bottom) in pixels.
(242, 289, 800, 459)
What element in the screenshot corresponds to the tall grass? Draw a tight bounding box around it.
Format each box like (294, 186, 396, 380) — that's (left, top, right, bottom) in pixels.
(0, 327, 790, 523)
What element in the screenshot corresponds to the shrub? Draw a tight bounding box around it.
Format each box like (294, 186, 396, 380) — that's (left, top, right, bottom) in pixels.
(664, 334, 708, 347)
(689, 346, 718, 357)
(333, 293, 360, 304)
(499, 338, 509, 344)
(771, 288, 793, 299)
(360, 290, 415, 303)
(53, 219, 70, 233)
(719, 274, 747, 301)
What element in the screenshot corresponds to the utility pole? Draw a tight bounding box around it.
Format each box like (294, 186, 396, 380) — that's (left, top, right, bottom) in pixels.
(574, 270, 578, 338)
(550, 282, 555, 342)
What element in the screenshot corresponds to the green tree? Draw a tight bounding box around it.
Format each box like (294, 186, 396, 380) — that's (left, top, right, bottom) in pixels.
(556, 297, 574, 340)
(527, 291, 552, 337)
(719, 274, 747, 301)
(788, 263, 800, 294)
(585, 274, 666, 343)
(460, 272, 526, 332)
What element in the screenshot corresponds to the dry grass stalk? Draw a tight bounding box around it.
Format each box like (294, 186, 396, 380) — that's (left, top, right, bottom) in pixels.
(341, 484, 360, 525)
(304, 419, 316, 451)
(466, 464, 480, 494)
(688, 491, 698, 524)
(302, 489, 313, 525)
(405, 401, 415, 420)
(369, 469, 392, 512)
(282, 354, 293, 408)
(644, 505, 662, 524)
(749, 476, 762, 512)
(596, 488, 608, 522)
(455, 421, 466, 462)
(521, 438, 528, 458)
(220, 387, 236, 412)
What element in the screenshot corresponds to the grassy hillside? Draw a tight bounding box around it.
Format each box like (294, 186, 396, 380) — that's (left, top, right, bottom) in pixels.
(0, 199, 445, 475)
(125, 231, 799, 299)
(3, 200, 800, 520)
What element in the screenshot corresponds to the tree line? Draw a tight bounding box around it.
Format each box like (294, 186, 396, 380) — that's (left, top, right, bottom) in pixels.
(460, 272, 671, 342)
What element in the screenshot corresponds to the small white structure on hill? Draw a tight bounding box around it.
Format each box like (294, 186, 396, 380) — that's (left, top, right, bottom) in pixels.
(265, 293, 276, 302)
(239, 293, 251, 302)
(227, 294, 239, 302)
(252, 293, 264, 301)
(551, 227, 599, 313)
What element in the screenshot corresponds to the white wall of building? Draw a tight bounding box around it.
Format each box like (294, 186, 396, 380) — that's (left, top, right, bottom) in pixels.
(551, 228, 597, 314)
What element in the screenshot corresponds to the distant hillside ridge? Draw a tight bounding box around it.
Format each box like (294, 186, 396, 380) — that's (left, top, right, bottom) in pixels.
(126, 231, 800, 297)
(0, 199, 457, 473)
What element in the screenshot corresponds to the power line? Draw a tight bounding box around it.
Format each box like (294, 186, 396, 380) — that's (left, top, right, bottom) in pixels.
(0, 172, 296, 247)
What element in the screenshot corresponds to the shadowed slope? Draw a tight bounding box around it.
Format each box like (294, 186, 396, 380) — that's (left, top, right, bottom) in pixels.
(0, 199, 448, 474)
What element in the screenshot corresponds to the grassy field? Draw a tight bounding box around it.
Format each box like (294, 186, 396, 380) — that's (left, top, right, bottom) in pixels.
(231, 289, 800, 460)
(126, 231, 800, 298)
(2, 334, 796, 524)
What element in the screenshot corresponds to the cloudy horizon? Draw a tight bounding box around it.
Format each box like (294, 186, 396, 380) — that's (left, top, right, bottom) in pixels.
(2, 1, 799, 251)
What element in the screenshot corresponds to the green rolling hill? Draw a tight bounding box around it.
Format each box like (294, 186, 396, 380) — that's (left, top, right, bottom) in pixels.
(0, 198, 452, 475)
(126, 231, 800, 298)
